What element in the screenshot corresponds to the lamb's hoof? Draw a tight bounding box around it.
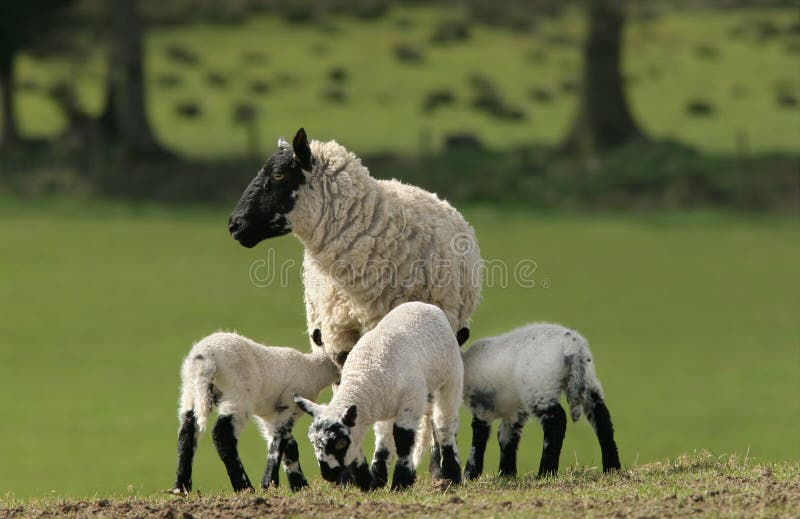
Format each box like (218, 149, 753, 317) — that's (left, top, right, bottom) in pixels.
(463, 467, 481, 481)
(288, 477, 309, 492)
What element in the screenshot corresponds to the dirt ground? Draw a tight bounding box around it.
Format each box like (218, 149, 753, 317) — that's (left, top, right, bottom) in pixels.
(4, 466, 799, 519)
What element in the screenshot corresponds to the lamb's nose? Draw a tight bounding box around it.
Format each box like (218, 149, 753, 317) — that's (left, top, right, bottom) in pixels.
(228, 217, 242, 234)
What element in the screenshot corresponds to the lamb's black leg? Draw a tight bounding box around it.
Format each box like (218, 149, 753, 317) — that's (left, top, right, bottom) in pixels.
(261, 435, 285, 489)
(391, 424, 417, 490)
(336, 466, 355, 487)
(439, 443, 462, 484)
(371, 447, 391, 488)
(535, 403, 567, 478)
(350, 456, 374, 491)
(464, 416, 490, 480)
(172, 410, 198, 493)
(281, 435, 310, 491)
(212, 415, 254, 492)
(497, 418, 525, 478)
(428, 440, 442, 480)
(586, 391, 621, 472)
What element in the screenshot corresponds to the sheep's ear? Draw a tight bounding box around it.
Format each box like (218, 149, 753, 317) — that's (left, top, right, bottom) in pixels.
(341, 405, 357, 428)
(292, 127, 312, 171)
(293, 394, 319, 417)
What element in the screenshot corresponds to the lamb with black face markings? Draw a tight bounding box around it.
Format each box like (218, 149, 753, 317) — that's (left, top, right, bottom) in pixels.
(294, 302, 464, 491)
(457, 323, 621, 481)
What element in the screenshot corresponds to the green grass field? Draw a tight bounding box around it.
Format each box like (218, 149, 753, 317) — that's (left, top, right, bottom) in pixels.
(0, 199, 797, 500)
(13, 5, 800, 157)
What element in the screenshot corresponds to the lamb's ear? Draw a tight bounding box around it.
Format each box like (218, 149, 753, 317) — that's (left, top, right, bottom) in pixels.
(341, 405, 357, 428)
(292, 127, 312, 171)
(277, 136, 290, 150)
(293, 394, 319, 417)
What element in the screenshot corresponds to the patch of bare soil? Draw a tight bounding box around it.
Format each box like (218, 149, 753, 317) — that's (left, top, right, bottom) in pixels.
(3, 467, 799, 518)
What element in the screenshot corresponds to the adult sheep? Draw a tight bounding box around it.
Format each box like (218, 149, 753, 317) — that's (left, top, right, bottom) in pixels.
(228, 128, 482, 366)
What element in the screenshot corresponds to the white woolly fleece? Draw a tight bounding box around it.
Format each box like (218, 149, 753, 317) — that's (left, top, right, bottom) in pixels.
(285, 139, 482, 359)
(462, 323, 605, 424)
(178, 332, 339, 433)
(310, 302, 463, 468)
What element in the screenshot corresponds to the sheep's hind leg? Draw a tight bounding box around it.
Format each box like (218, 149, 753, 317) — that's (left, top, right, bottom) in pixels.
(212, 414, 254, 491)
(370, 420, 396, 489)
(391, 417, 421, 490)
(463, 413, 491, 480)
(498, 413, 528, 478)
(429, 441, 442, 480)
(533, 402, 566, 478)
(260, 435, 285, 489)
(172, 410, 199, 494)
(585, 391, 621, 472)
(431, 387, 462, 484)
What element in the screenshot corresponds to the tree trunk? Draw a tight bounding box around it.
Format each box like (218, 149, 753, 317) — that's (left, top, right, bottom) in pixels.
(563, 0, 644, 155)
(104, 0, 167, 156)
(0, 52, 19, 148)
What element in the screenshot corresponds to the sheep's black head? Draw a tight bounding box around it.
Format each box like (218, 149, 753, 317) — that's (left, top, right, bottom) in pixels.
(228, 128, 313, 248)
(293, 395, 357, 482)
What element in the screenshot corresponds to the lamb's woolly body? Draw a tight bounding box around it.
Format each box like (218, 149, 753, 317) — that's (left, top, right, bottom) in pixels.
(460, 323, 621, 479)
(290, 140, 482, 360)
(172, 332, 339, 492)
(298, 302, 464, 490)
(179, 332, 338, 431)
(462, 323, 602, 423)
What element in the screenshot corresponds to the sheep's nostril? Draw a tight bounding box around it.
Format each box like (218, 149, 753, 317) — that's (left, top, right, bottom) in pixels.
(228, 218, 242, 234)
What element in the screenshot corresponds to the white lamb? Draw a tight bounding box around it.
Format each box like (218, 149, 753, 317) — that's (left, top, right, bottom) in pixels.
(293, 302, 464, 491)
(169, 332, 339, 494)
(228, 128, 482, 368)
(455, 323, 621, 480)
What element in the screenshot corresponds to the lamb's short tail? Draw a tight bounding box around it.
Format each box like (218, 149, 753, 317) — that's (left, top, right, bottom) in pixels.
(413, 412, 433, 468)
(564, 343, 604, 423)
(178, 351, 217, 431)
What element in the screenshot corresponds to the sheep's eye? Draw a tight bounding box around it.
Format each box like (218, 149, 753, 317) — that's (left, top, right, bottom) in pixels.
(334, 438, 348, 451)
(272, 171, 285, 181)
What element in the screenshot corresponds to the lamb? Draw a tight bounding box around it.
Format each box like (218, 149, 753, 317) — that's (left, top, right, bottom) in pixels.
(457, 323, 621, 480)
(293, 302, 464, 491)
(169, 332, 339, 494)
(228, 128, 482, 369)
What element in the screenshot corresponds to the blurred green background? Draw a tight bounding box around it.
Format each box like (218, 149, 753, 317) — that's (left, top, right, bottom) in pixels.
(0, 0, 798, 500)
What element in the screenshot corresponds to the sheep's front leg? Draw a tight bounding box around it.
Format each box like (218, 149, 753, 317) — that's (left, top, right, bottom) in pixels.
(370, 420, 396, 489)
(260, 435, 285, 489)
(171, 410, 199, 493)
(391, 419, 420, 490)
(533, 402, 566, 477)
(281, 435, 310, 491)
(498, 413, 528, 478)
(212, 414, 254, 491)
(348, 453, 373, 492)
(463, 414, 491, 480)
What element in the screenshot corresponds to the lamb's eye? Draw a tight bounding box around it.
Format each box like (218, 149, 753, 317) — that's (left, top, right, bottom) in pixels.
(334, 438, 348, 451)
(272, 171, 285, 181)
